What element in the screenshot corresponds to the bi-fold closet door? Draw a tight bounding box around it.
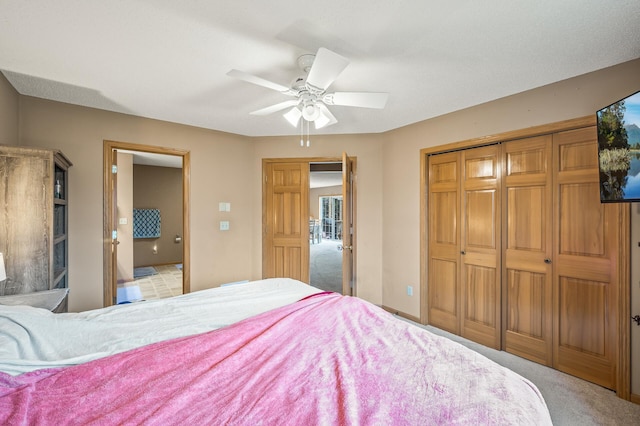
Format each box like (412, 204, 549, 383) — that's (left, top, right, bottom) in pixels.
(427, 145, 502, 350)
(428, 127, 621, 390)
(504, 127, 620, 390)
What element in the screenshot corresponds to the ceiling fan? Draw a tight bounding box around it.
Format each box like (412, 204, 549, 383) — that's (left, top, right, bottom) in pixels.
(227, 48, 388, 129)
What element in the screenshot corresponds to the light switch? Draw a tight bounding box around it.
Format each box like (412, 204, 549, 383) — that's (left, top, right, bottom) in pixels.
(119, 218, 128, 225)
(218, 202, 231, 212)
(220, 221, 230, 231)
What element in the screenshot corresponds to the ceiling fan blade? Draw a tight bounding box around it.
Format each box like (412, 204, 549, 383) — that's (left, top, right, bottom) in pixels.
(324, 92, 389, 109)
(227, 69, 291, 93)
(250, 100, 300, 116)
(306, 48, 349, 91)
(315, 103, 338, 129)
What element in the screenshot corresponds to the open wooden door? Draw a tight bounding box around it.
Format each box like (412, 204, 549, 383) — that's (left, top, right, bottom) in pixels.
(341, 152, 355, 295)
(263, 161, 310, 282)
(103, 147, 119, 306)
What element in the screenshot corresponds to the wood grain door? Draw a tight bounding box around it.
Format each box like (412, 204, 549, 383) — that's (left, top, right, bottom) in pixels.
(552, 127, 619, 390)
(341, 152, 354, 295)
(503, 136, 553, 365)
(110, 151, 119, 303)
(428, 152, 461, 334)
(263, 161, 309, 282)
(0, 148, 52, 294)
(460, 146, 501, 349)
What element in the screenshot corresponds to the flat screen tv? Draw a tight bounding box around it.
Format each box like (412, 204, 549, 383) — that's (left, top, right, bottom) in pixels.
(596, 89, 640, 202)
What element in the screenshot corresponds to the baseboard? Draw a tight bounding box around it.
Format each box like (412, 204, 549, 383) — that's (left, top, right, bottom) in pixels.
(631, 393, 640, 405)
(381, 305, 421, 324)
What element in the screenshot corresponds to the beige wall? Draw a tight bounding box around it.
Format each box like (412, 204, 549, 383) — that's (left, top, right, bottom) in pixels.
(18, 97, 255, 312)
(7, 58, 640, 331)
(0, 73, 19, 145)
(133, 164, 183, 267)
(116, 153, 134, 282)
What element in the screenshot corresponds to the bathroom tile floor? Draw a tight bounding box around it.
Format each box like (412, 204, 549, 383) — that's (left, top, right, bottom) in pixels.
(118, 264, 183, 301)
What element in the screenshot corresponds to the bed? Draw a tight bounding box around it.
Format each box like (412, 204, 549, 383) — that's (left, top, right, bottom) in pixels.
(0, 278, 552, 425)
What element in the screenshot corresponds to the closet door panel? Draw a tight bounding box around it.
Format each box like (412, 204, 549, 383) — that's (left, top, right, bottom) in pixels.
(428, 153, 460, 334)
(503, 136, 553, 365)
(460, 146, 501, 349)
(428, 258, 458, 331)
(553, 126, 618, 390)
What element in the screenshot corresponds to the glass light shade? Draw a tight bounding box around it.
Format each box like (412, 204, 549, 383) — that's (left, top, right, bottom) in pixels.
(314, 112, 330, 129)
(301, 103, 320, 121)
(283, 107, 302, 127)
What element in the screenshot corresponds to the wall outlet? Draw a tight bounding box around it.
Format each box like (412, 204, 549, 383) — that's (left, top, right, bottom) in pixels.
(407, 285, 413, 296)
(220, 221, 230, 231)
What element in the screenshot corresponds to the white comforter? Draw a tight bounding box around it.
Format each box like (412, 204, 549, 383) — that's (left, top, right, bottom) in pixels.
(0, 278, 322, 375)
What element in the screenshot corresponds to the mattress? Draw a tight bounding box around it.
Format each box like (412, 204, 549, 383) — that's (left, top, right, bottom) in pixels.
(0, 278, 322, 375)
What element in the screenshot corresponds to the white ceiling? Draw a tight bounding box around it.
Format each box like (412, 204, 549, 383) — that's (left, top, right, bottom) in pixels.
(1, 1, 639, 137)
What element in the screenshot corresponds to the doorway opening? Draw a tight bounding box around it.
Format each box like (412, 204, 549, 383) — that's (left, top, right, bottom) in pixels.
(309, 162, 343, 293)
(103, 140, 190, 307)
(262, 154, 354, 296)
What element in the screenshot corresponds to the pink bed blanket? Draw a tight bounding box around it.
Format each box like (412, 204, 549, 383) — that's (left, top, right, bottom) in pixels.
(0, 293, 551, 425)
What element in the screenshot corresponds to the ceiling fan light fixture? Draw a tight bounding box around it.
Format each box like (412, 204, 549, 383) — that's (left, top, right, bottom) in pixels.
(302, 102, 321, 121)
(314, 111, 331, 129)
(283, 106, 302, 127)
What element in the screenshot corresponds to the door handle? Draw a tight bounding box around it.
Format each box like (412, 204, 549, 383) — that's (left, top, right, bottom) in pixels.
(461, 250, 466, 255)
(338, 245, 352, 252)
(544, 258, 552, 264)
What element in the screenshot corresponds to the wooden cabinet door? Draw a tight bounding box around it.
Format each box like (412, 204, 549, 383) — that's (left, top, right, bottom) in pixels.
(460, 146, 501, 349)
(428, 152, 460, 334)
(503, 136, 553, 365)
(0, 148, 52, 294)
(552, 127, 619, 390)
(263, 162, 309, 282)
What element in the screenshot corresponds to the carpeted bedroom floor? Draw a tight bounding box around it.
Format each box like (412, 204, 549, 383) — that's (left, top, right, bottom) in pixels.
(310, 239, 343, 293)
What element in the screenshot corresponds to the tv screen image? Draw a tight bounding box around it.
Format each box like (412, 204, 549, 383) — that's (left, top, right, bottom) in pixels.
(596, 89, 640, 202)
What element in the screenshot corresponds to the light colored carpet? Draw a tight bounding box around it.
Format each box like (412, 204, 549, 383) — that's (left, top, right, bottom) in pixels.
(310, 239, 342, 293)
(400, 318, 640, 425)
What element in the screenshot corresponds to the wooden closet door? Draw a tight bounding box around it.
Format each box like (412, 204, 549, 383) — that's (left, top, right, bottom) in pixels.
(503, 136, 553, 365)
(428, 152, 460, 334)
(263, 162, 309, 282)
(552, 127, 619, 390)
(460, 146, 501, 349)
